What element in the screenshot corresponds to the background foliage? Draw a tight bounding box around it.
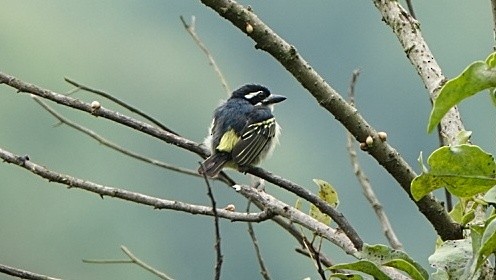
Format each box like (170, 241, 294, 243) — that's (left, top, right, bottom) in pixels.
(0, 1, 494, 279)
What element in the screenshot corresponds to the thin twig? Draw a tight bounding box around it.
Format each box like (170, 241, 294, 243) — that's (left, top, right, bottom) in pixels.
(301, 237, 326, 280)
(32, 96, 208, 179)
(180, 15, 231, 95)
(64, 77, 180, 136)
(246, 202, 271, 280)
(0, 263, 62, 280)
(121, 246, 175, 280)
(83, 246, 175, 280)
(345, 70, 403, 250)
(492, 0, 496, 50)
(200, 163, 223, 280)
(404, 0, 416, 19)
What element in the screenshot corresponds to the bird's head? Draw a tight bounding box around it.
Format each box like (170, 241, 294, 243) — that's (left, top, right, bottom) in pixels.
(231, 84, 286, 107)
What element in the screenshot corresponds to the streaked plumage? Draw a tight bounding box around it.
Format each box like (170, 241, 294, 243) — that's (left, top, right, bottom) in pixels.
(199, 84, 285, 177)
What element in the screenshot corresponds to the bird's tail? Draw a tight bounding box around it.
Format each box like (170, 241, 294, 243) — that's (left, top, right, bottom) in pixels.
(198, 153, 231, 177)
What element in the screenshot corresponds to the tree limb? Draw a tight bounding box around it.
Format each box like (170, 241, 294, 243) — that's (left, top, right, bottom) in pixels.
(0, 147, 273, 223)
(199, 0, 462, 241)
(371, 0, 465, 145)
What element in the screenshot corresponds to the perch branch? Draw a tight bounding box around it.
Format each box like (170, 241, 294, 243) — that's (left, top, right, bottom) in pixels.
(0, 147, 273, 223)
(0, 72, 361, 250)
(237, 185, 358, 257)
(199, 0, 462, 241)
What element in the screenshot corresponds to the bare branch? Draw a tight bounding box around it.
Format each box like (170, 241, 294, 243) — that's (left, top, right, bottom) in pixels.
(199, 0, 462, 241)
(199, 164, 223, 280)
(346, 70, 403, 250)
(32, 96, 207, 179)
(249, 167, 363, 250)
(0, 147, 273, 223)
(120, 246, 175, 280)
(0, 263, 62, 280)
(0, 71, 202, 153)
(180, 15, 231, 95)
(371, 0, 465, 145)
(83, 246, 175, 280)
(64, 77, 179, 135)
(237, 185, 358, 257)
(0, 71, 361, 249)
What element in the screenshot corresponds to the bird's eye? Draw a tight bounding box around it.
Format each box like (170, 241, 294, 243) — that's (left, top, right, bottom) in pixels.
(244, 90, 264, 100)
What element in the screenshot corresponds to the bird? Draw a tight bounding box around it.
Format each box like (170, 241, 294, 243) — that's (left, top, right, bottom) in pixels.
(199, 84, 286, 177)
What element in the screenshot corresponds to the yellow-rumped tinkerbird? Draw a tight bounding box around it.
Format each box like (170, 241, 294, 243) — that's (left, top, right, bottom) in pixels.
(199, 84, 286, 177)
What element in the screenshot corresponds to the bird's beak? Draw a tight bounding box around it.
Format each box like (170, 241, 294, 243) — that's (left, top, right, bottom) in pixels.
(262, 94, 286, 105)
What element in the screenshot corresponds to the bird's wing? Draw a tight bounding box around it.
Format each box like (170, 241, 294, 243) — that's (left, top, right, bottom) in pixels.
(231, 117, 276, 167)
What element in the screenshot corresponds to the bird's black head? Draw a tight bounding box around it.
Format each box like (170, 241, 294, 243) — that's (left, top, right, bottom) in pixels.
(231, 84, 286, 106)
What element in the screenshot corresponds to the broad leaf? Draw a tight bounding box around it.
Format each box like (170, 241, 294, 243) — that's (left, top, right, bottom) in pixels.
(362, 244, 428, 280)
(429, 239, 473, 279)
(428, 52, 496, 132)
(411, 144, 496, 200)
(309, 179, 339, 225)
(331, 260, 391, 280)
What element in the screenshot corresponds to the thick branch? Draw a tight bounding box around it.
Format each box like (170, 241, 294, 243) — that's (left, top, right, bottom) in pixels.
(0, 147, 272, 223)
(199, 0, 461, 241)
(371, 0, 465, 144)
(0, 145, 357, 256)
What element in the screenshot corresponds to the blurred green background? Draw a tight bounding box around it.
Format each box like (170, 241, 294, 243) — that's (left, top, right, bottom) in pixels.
(0, 1, 494, 279)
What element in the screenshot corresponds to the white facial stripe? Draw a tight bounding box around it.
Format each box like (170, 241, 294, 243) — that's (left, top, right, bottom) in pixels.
(245, 90, 263, 100)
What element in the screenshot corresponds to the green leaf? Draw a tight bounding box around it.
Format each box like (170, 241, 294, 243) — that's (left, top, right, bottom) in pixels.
(329, 273, 364, 280)
(486, 52, 496, 67)
(427, 52, 496, 132)
(461, 209, 476, 226)
(309, 179, 339, 225)
(383, 259, 426, 280)
(331, 260, 391, 280)
(428, 239, 473, 279)
(477, 217, 496, 267)
(295, 198, 302, 211)
(449, 200, 464, 224)
(309, 204, 331, 225)
(411, 144, 496, 201)
(483, 186, 496, 204)
(453, 130, 472, 145)
(362, 244, 428, 280)
(312, 179, 340, 207)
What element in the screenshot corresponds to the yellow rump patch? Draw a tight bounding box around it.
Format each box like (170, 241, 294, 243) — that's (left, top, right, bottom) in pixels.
(216, 129, 239, 152)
